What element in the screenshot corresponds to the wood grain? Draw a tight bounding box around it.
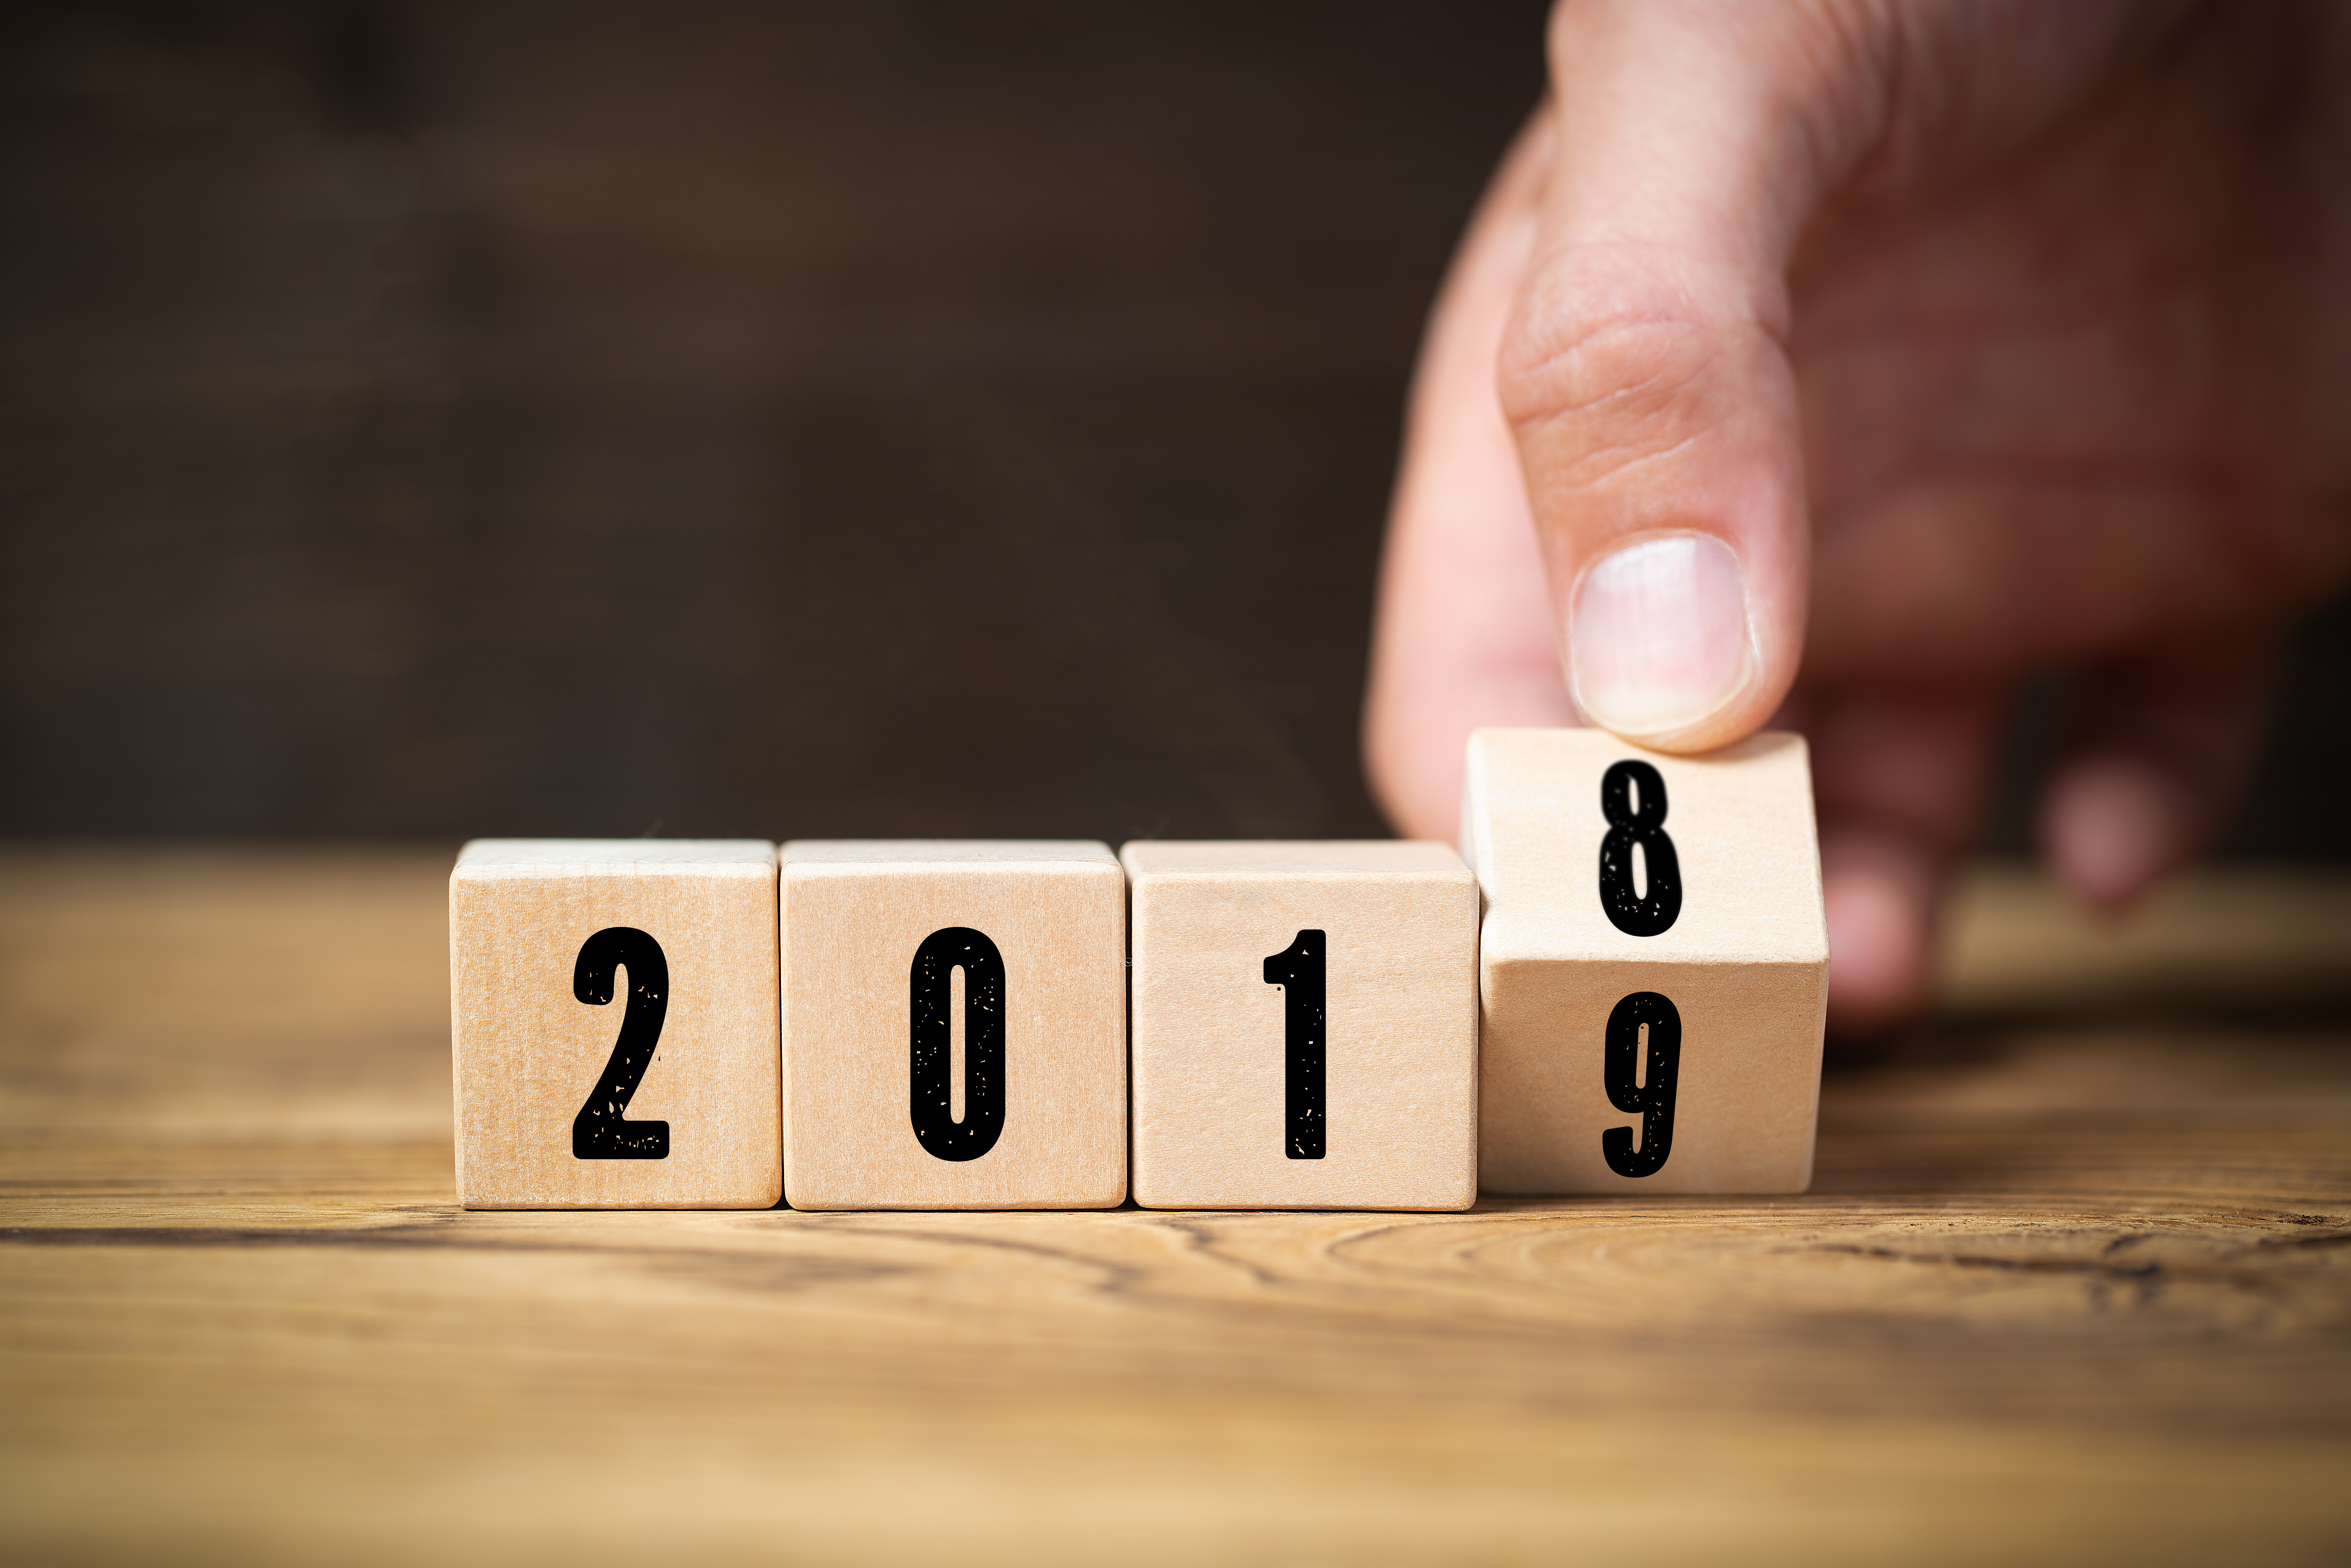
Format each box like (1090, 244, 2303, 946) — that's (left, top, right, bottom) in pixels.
(3, 846, 2349, 1565)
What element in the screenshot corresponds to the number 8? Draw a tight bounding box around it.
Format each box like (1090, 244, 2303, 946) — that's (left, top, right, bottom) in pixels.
(1598, 759, 1681, 937)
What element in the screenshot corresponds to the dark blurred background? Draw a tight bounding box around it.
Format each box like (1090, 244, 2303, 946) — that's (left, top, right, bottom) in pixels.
(3, 0, 2346, 850)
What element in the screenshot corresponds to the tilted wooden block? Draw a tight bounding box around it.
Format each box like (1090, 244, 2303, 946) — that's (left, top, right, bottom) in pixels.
(1464, 730, 1827, 1194)
(450, 839, 782, 1209)
(1124, 841, 1479, 1211)
(780, 841, 1126, 1210)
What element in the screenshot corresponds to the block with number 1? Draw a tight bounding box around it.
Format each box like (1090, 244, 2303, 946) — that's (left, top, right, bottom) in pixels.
(1463, 729, 1827, 1194)
(1124, 841, 1478, 1211)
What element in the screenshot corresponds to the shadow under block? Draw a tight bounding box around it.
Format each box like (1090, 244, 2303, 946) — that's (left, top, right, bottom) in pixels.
(1464, 730, 1828, 1194)
(1124, 841, 1478, 1211)
(780, 841, 1127, 1210)
(449, 839, 783, 1209)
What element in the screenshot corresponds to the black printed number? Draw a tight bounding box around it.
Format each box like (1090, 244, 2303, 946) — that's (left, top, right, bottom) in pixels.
(1598, 759, 1682, 937)
(1263, 929, 1326, 1159)
(910, 927, 1006, 1162)
(1600, 990, 1680, 1178)
(571, 926, 671, 1160)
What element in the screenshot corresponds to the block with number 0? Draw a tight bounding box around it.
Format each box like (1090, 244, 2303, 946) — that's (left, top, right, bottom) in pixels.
(1464, 730, 1828, 1194)
(450, 839, 783, 1209)
(779, 841, 1127, 1210)
(1124, 841, 1479, 1211)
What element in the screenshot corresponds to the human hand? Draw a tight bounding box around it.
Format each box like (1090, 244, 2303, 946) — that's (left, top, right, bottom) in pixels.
(1364, 0, 2351, 1029)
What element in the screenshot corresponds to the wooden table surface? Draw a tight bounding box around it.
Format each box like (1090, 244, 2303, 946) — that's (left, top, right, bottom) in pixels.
(3, 848, 2348, 1565)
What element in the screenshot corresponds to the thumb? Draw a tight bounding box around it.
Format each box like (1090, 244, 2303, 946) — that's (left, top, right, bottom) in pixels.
(1506, 0, 2177, 751)
(1501, 1, 1856, 751)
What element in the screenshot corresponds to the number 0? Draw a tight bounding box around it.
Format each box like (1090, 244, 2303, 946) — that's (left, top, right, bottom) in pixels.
(909, 926, 1006, 1162)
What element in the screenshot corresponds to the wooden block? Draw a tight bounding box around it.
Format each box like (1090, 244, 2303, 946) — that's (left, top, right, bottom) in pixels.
(1463, 730, 1827, 1194)
(1124, 841, 1479, 1211)
(779, 841, 1126, 1210)
(449, 839, 781, 1209)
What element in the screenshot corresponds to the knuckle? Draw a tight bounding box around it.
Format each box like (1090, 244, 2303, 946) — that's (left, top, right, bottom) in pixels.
(1498, 302, 1727, 492)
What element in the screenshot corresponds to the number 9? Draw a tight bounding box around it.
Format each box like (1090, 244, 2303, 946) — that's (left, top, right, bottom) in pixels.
(1600, 989, 1679, 1179)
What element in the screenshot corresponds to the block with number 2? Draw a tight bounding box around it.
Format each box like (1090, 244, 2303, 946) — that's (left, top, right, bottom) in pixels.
(1124, 841, 1478, 1211)
(449, 839, 783, 1209)
(1463, 730, 1828, 1195)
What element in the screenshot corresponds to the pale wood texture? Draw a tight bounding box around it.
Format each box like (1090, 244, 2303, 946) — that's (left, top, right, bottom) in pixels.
(1123, 840, 1476, 1210)
(780, 841, 1126, 1210)
(1466, 728, 1829, 1193)
(450, 840, 781, 1209)
(3, 848, 2349, 1565)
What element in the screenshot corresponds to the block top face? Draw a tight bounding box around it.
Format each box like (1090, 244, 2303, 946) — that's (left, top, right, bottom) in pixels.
(1465, 728, 1825, 965)
(454, 839, 776, 879)
(1121, 840, 1469, 881)
(782, 840, 1117, 871)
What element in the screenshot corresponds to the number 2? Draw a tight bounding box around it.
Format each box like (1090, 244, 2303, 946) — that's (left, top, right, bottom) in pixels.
(1599, 759, 1681, 937)
(572, 926, 671, 1160)
(1600, 990, 1680, 1178)
(1263, 930, 1325, 1159)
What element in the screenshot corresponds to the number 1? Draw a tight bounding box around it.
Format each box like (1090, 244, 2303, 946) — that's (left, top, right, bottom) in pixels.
(1263, 930, 1325, 1159)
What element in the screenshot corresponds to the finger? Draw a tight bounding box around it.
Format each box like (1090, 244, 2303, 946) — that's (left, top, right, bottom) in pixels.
(1364, 112, 1575, 842)
(1506, 0, 2179, 752)
(1789, 682, 2006, 1032)
(2039, 630, 2278, 910)
(1788, 3, 2351, 687)
(1500, 2, 1855, 752)
(1804, 452, 2351, 688)
(1820, 824, 1943, 1037)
